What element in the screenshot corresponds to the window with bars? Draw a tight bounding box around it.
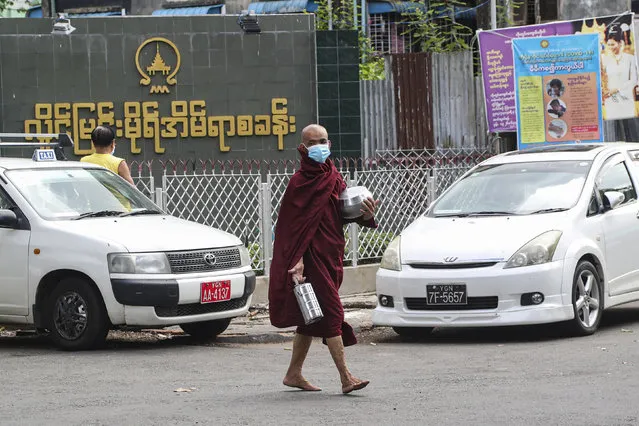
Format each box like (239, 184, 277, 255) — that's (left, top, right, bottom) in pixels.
(368, 13, 416, 54)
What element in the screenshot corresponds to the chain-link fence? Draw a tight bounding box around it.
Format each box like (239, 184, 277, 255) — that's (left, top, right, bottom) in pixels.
(142, 149, 491, 275)
(161, 173, 264, 271)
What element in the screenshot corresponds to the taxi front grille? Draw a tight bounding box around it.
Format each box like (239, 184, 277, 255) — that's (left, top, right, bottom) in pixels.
(166, 247, 241, 274)
(404, 297, 498, 310)
(155, 296, 249, 317)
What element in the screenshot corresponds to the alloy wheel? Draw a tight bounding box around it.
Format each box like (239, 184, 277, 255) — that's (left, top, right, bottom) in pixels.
(53, 291, 89, 341)
(575, 269, 600, 329)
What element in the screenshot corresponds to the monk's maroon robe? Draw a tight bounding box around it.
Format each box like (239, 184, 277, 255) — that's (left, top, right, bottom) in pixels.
(268, 147, 377, 346)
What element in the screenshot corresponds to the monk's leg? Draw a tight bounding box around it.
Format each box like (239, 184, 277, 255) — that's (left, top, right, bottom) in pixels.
(283, 333, 321, 391)
(325, 336, 369, 394)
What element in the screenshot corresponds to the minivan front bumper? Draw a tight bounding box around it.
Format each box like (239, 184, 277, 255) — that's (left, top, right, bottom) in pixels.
(111, 270, 256, 326)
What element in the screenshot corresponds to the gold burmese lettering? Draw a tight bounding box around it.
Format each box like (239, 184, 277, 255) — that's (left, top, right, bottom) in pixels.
(23, 99, 296, 154)
(189, 100, 207, 138)
(142, 101, 163, 153)
(271, 98, 296, 150)
(124, 102, 142, 154)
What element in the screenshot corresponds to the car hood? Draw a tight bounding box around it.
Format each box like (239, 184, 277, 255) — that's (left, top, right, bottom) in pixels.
(400, 214, 569, 264)
(54, 215, 242, 252)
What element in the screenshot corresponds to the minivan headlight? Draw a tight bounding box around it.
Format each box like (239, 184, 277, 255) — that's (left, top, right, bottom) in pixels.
(504, 231, 562, 269)
(108, 253, 171, 274)
(381, 236, 402, 271)
(239, 245, 251, 267)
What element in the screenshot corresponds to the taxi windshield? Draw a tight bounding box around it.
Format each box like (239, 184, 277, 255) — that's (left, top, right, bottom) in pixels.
(6, 167, 160, 220)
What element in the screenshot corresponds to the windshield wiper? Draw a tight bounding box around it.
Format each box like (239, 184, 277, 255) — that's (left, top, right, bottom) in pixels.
(72, 210, 123, 220)
(465, 211, 517, 217)
(434, 211, 516, 218)
(118, 209, 163, 217)
(528, 208, 568, 215)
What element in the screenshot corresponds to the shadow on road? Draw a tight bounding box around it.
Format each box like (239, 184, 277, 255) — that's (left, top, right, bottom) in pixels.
(365, 305, 639, 345)
(0, 331, 243, 353)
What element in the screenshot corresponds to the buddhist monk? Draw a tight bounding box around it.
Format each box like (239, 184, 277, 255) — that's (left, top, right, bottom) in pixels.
(268, 124, 380, 394)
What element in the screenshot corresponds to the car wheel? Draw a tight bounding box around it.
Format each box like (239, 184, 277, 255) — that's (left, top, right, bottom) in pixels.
(566, 260, 603, 336)
(392, 327, 434, 338)
(180, 318, 232, 340)
(47, 277, 110, 351)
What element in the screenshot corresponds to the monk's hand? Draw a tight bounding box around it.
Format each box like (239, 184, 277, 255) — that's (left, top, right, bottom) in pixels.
(361, 197, 380, 221)
(288, 258, 305, 285)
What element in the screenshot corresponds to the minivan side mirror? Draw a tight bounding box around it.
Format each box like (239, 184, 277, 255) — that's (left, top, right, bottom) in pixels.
(0, 209, 18, 228)
(603, 191, 625, 211)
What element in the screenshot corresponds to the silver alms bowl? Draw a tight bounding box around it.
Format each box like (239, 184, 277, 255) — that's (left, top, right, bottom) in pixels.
(339, 186, 373, 219)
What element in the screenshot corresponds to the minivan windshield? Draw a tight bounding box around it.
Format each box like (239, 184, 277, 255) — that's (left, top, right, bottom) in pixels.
(429, 160, 592, 217)
(6, 168, 161, 220)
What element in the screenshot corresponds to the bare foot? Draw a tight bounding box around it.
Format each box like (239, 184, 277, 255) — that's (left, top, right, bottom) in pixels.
(283, 376, 322, 391)
(342, 377, 370, 394)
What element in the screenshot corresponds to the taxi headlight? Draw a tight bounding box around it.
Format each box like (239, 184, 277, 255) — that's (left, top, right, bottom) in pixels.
(380, 236, 402, 271)
(108, 253, 171, 274)
(504, 231, 562, 269)
(239, 245, 252, 267)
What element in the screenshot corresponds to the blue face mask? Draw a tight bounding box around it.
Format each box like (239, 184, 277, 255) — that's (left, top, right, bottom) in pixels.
(308, 144, 331, 163)
(111, 146, 115, 155)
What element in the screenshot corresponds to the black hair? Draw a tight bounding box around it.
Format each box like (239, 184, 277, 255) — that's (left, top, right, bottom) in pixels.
(606, 24, 624, 43)
(90, 125, 115, 147)
(549, 79, 562, 89)
(550, 99, 561, 106)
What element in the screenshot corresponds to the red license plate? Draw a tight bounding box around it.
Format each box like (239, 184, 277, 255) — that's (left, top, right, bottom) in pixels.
(200, 281, 231, 304)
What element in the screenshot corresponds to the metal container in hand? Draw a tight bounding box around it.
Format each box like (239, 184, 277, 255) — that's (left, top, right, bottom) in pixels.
(293, 278, 323, 325)
(339, 186, 373, 219)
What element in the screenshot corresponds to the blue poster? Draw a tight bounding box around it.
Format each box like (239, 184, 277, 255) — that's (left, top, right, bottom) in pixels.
(512, 34, 603, 150)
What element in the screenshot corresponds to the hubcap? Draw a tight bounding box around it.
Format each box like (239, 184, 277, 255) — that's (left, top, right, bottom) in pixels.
(575, 270, 600, 329)
(53, 291, 88, 340)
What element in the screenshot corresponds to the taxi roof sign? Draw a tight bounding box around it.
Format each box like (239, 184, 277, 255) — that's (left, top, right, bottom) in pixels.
(33, 149, 57, 162)
(0, 133, 74, 161)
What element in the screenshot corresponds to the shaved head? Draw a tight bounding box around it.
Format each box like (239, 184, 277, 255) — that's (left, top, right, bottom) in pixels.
(301, 124, 329, 147)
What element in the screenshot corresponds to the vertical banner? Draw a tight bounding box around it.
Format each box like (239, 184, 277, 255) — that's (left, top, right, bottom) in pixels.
(513, 34, 603, 150)
(478, 12, 636, 132)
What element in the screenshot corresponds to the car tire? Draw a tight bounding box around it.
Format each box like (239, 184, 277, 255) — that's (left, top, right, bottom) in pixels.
(180, 318, 232, 340)
(565, 260, 603, 336)
(392, 326, 434, 338)
(46, 277, 110, 351)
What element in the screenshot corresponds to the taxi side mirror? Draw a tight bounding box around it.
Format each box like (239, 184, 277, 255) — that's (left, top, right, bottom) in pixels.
(603, 191, 625, 211)
(0, 209, 18, 228)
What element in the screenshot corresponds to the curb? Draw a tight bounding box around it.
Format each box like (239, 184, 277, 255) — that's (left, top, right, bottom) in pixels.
(218, 310, 375, 345)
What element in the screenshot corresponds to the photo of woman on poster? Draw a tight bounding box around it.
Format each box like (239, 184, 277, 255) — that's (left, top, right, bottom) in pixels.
(601, 23, 638, 120)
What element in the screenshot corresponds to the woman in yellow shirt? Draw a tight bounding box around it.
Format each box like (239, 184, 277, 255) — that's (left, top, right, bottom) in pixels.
(80, 126, 134, 185)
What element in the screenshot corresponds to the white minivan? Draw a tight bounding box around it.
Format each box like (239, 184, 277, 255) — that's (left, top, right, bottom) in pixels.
(0, 142, 255, 351)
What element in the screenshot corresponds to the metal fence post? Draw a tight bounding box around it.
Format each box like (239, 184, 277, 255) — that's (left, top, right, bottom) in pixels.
(349, 179, 358, 267)
(161, 174, 168, 213)
(149, 174, 155, 195)
(427, 170, 436, 207)
(154, 188, 164, 211)
(260, 181, 273, 276)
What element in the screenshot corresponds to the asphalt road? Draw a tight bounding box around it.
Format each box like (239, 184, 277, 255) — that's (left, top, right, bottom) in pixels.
(3, 305, 639, 426)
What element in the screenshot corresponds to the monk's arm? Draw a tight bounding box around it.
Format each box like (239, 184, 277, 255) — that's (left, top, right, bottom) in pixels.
(344, 215, 378, 229)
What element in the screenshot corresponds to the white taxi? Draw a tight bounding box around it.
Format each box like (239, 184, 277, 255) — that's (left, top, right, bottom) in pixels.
(0, 138, 254, 350)
(374, 142, 639, 337)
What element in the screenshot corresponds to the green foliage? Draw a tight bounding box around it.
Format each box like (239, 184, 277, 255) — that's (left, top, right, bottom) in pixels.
(344, 229, 396, 260)
(496, 0, 524, 28)
(401, 0, 474, 53)
(247, 242, 263, 274)
(309, 0, 385, 80)
(0, 0, 16, 13)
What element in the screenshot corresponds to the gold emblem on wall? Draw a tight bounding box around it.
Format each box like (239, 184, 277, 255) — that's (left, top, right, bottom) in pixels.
(135, 37, 181, 94)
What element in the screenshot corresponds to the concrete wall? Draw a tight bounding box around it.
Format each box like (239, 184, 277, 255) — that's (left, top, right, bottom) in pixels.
(559, 0, 631, 20)
(0, 15, 317, 163)
(251, 264, 379, 305)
